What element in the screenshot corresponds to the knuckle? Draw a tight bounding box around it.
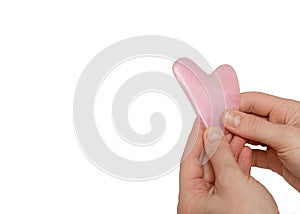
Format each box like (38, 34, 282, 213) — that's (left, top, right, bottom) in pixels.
(243, 115, 262, 135)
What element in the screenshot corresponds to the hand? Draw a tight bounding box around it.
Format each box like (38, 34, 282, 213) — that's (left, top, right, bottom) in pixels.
(178, 119, 278, 214)
(224, 92, 300, 191)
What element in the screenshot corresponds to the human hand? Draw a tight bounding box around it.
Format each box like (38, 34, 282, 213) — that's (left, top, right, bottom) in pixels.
(178, 119, 278, 214)
(224, 92, 300, 191)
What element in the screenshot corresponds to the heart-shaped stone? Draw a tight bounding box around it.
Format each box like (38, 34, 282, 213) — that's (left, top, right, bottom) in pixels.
(173, 58, 240, 164)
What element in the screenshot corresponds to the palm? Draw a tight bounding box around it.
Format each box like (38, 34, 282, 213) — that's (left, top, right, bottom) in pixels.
(179, 126, 251, 207)
(178, 123, 279, 214)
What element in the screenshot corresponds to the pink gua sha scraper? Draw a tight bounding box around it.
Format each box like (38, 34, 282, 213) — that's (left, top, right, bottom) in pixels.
(172, 58, 240, 164)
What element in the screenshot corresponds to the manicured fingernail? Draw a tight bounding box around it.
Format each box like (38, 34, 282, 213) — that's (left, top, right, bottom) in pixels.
(223, 111, 241, 128)
(204, 127, 222, 144)
(201, 127, 223, 165)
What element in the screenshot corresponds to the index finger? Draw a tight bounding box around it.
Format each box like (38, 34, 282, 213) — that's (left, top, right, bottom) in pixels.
(240, 92, 290, 123)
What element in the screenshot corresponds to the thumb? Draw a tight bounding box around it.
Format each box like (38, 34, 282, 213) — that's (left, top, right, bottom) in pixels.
(203, 127, 240, 177)
(224, 110, 287, 151)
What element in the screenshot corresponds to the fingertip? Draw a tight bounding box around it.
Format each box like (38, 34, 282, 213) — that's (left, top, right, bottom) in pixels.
(223, 110, 241, 128)
(225, 133, 233, 142)
(204, 126, 222, 141)
(230, 135, 247, 160)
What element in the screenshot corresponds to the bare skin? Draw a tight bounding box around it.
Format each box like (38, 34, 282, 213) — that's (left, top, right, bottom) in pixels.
(178, 120, 278, 214)
(224, 92, 300, 191)
(178, 92, 300, 213)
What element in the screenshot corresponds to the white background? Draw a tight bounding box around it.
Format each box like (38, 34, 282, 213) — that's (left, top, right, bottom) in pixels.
(1, 0, 300, 213)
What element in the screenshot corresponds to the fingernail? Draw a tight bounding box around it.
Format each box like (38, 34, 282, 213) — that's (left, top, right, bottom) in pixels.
(223, 111, 241, 128)
(204, 127, 222, 144)
(202, 127, 223, 164)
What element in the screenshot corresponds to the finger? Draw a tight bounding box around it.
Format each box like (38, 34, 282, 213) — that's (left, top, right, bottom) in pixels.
(238, 146, 252, 176)
(180, 118, 204, 181)
(203, 127, 240, 179)
(252, 149, 282, 175)
(240, 92, 289, 123)
(202, 161, 215, 184)
(203, 135, 235, 183)
(223, 110, 289, 151)
(251, 149, 268, 169)
(229, 135, 251, 175)
(226, 133, 233, 142)
(229, 135, 247, 160)
(252, 150, 300, 191)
